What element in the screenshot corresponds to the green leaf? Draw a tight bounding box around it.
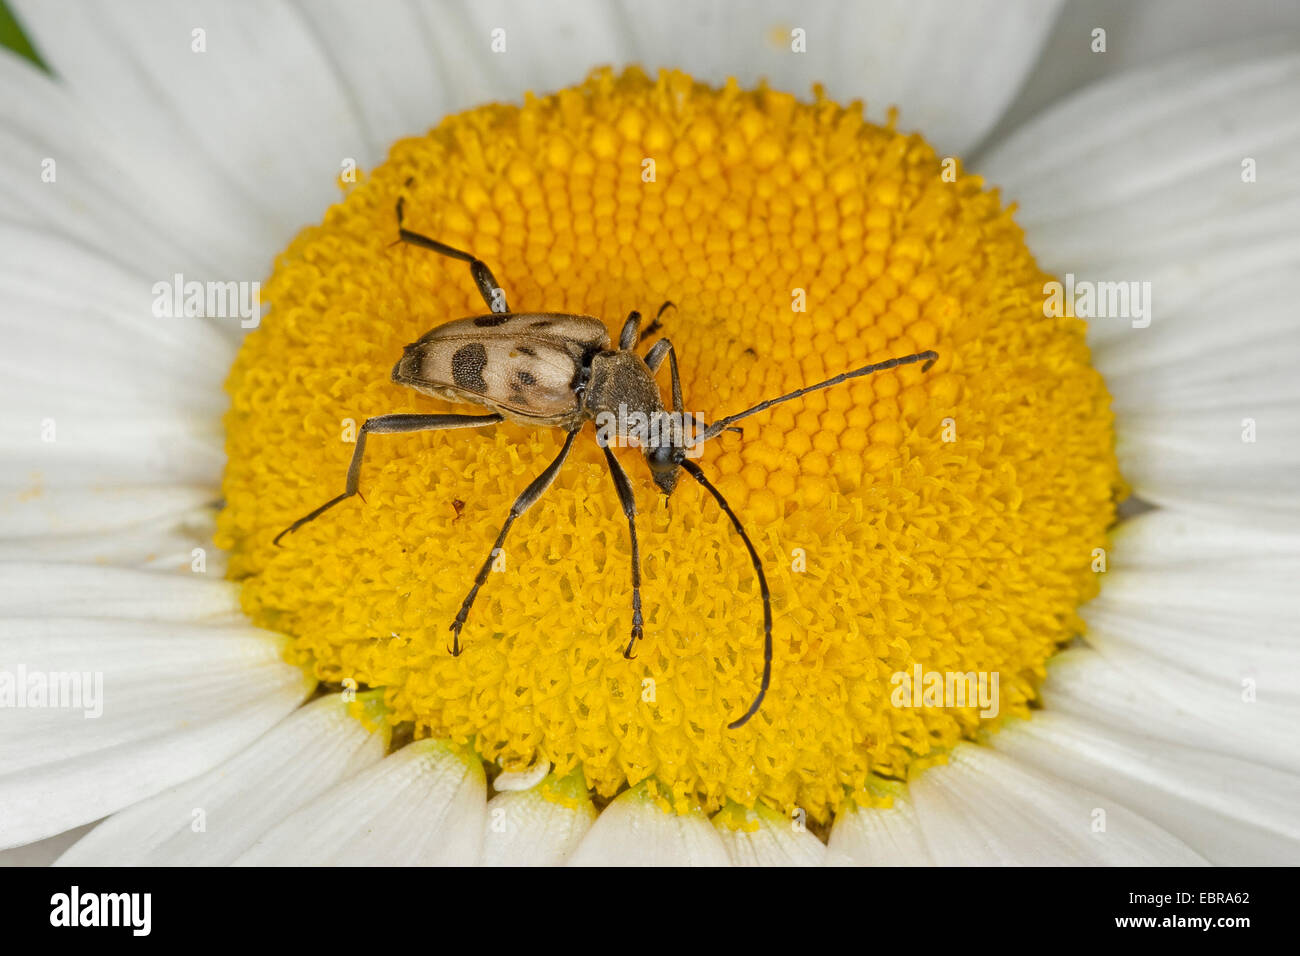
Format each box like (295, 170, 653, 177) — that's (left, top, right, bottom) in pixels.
(0, 0, 48, 72)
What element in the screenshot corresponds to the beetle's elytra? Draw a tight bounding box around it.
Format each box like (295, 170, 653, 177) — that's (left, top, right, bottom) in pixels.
(276, 184, 938, 729)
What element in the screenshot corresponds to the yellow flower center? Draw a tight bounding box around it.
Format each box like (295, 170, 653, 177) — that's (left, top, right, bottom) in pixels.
(217, 67, 1122, 823)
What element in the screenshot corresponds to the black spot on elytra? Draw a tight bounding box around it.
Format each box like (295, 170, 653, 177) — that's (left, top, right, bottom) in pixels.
(516, 370, 537, 386)
(517, 345, 537, 357)
(529, 320, 554, 328)
(451, 343, 488, 391)
(473, 314, 510, 327)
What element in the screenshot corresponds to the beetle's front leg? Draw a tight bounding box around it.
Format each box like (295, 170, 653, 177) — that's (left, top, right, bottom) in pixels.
(644, 336, 684, 415)
(274, 412, 503, 545)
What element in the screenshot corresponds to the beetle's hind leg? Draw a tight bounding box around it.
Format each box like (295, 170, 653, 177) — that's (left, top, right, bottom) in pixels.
(274, 412, 503, 546)
(449, 428, 580, 655)
(600, 444, 644, 659)
(395, 183, 509, 314)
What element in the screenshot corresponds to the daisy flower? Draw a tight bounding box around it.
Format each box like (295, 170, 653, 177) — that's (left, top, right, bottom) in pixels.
(2, 0, 1297, 867)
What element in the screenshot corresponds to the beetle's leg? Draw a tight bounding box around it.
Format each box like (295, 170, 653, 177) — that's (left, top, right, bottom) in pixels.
(395, 192, 508, 314)
(644, 338, 739, 444)
(274, 412, 503, 546)
(449, 428, 579, 655)
(643, 337, 684, 415)
(680, 459, 772, 729)
(618, 310, 642, 351)
(600, 444, 644, 659)
(641, 300, 675, 340)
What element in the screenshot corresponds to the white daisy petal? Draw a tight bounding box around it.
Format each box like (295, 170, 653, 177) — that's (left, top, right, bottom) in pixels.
(0, 49, 257, 279)
(0, 824, 95, 867)
(0, 619, 312, 849)
(11, 0, 368, 246)
(1074, 510, 1300, 772)
(481, 772, 597, 866)
(0, 225, 237, 411)
(492, 759, 552, 792)
(0, 224, 234, 487)
(619, 0, 1063, 157)
(0, 564, 242, 621)
(990, 714, 1300, 865)
(1, 413, 223, 488)
(0, 508, 222, 573)
(979, 0, 1300, 149)
(310, 0, 1065, 159)
(907, 744, 1207, 865)
(712, 802, 826, 866)
(233, 738, 487, 866)
(1044, 647, 1300, 779)
(54, 692, 386, 866)
(826, 786, 932, 866)
(301, 0, 635, 157)
(0, 485, 214, 539)
(980, 41, 1300, 520)
(566, 783, 730, 866)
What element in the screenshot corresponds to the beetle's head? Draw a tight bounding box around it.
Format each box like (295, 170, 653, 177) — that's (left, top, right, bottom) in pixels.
(644, 441, 687, 496)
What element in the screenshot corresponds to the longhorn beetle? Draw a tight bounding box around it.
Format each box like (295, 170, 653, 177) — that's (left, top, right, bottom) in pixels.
(275, 185, 939, 729)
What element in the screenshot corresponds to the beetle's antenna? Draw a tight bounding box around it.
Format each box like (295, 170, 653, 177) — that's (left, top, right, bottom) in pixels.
(680, 459, 771, 729)
(700, 350, 938, 442)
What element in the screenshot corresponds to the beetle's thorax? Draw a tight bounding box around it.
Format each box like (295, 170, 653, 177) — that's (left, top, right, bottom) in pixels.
(583, 349, 666, 425)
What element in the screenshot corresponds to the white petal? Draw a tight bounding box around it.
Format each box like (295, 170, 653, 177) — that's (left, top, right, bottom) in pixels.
(616, 0, 1062, 157)
(0, 564, 243, 621)
(827, 787, 932, 866)
(0, 618, 312, 849)
(295, 0, 627, 157)
(712, 802, 826, 866)
(980, 41, 1300, 521)
(0, 225, 236, 411)
(907, 744, 1207, 865)
(0, 485, 215, 538)
(54, 692, 386, 866)
(481, 772, 597, 866)
(0, 484, 225, 571)
(233, 738, 487, 866)
(493, 759, 552, 792)
(0, 506, 223, 573)
(0, 824, 96, 867)
(260, 0, 1065, 164)
(1, 413, 223, 488)
(978, 1, 1300, 149)
(1075, 510, 1300, 772)
(11, 0, 367, 252)
(1045, 647, 1300, 779)
(0, 48, 260, 279)
(991, 714, 1300, 865)
(566, 784, 730, 866)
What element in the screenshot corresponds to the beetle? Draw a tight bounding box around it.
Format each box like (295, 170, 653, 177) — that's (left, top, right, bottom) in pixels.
(275, 187, 938, 729)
